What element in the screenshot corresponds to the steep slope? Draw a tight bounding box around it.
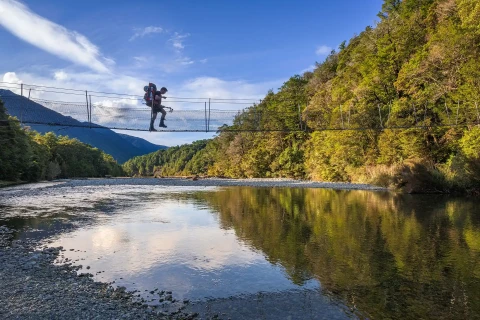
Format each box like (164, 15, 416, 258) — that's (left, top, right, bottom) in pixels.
(0, 90, 166, 163)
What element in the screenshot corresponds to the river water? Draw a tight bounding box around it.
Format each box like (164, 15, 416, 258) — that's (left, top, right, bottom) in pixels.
(0, 180, 479, 319)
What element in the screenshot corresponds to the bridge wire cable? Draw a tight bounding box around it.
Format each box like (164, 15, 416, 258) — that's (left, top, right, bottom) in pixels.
(0, 81, 296, 103)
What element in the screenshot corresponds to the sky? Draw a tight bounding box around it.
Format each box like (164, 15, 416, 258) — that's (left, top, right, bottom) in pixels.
(0, 0, 383, 146)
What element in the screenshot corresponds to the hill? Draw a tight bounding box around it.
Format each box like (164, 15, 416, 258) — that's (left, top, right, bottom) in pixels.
(0, 90, 166, 163)
(123, 0, 480, 194)
(0, 99, 124, 181)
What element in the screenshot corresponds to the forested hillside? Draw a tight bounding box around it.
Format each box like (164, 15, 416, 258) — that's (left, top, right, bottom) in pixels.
(125, 0, 480, 192)
(123, 140, 210, 177)
(0, 99, 123, 183)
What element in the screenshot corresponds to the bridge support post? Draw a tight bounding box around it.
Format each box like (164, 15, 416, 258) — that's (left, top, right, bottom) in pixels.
(21, 83, 23, 96)
(85, 91, 89, 127)
(89, 95, 92, 128)
(208, 98, 211, 132)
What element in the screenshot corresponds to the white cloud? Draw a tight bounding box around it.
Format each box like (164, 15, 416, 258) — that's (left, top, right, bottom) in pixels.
(199, 59, 208, 64)
(103, 57, 116, 66)
(130, 26, 164, 41)
(177, 57, 194, 66)
(91, 98, 143, 125)
(54, 71, 69, 81)
(169, 32, 190, 52)
(3, 72, 22, 84)
(1, 70, 284, 146)
(160, 56, 196, 73)
(2, 72, 22, 94)
(301, 65, 315, 73)
(2, 71, 145, 103)
(179, 77, 277, 103)
(0, 0, 110, 73)
(134, 56, 148, 63)
(315, 45, 332, 56)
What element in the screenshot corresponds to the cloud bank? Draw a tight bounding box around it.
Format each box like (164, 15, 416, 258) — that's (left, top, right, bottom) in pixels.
(0, 0, 110, 73)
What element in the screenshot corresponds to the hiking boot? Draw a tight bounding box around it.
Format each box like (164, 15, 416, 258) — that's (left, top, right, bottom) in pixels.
(149, 119, 157, 131)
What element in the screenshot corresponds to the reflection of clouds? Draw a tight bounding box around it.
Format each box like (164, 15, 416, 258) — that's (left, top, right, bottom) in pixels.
(91, 227, 126, 250)
(14, 184, 307, 299)
(50, 198, 262, 277)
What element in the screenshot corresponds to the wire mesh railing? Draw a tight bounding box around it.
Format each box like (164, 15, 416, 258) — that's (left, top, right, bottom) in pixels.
(1, 81, 479, 132)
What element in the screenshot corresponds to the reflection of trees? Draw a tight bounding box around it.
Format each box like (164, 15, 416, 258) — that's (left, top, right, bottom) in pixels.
(195, 188, 480, 319)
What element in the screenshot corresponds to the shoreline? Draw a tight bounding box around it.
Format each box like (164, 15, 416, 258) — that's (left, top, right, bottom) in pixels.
(1, 177, 387, 192)
(0, 226, 196, 320)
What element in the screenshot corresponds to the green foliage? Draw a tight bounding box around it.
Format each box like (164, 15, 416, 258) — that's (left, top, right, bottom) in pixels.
(0, 99, 123, 182)
(122, 0, 479, 193)
(460, 126, 480, 159)
(123, 140, 209, 176)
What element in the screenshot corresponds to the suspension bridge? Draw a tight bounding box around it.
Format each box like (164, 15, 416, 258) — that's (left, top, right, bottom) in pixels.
(1, 82, 479, 133)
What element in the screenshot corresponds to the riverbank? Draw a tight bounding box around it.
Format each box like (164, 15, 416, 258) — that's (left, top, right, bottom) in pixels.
(0, 226, 196, 320)
(42, 177, 388, 191)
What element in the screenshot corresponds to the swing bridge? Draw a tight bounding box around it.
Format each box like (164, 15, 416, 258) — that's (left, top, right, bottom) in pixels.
(1, 82, 479, 133)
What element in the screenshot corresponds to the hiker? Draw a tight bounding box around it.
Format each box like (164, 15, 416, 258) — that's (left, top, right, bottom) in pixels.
(144, 84, 168, 131)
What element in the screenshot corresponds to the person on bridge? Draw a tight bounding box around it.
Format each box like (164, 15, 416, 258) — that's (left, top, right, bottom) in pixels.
(147, 86, 168, 131)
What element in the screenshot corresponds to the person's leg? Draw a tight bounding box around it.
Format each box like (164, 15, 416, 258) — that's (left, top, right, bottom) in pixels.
(159, 108, 167, 128)
(150, 111, 157, 131)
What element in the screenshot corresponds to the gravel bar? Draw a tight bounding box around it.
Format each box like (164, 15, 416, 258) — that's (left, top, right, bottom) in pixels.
(2, 177, 385, 191)
(0, 226, 196, 320)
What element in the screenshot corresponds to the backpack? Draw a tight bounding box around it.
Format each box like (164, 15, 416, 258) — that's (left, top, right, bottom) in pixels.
(143, 83, 157, 107)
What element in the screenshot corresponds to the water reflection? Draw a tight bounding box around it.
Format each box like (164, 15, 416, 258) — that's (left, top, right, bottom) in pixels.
(44, 191, 316, 302)
(194, 188, 480, 319)
(1, 183, 479, 319)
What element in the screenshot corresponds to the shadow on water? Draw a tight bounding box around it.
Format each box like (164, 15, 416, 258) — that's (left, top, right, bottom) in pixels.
(1, 183, 480, 319)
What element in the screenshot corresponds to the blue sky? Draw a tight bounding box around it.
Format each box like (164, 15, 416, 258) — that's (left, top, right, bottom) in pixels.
(0, 0, 383, 146)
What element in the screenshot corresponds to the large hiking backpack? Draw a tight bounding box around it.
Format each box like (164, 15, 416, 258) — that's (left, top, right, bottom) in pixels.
(144, 83, 157, 107)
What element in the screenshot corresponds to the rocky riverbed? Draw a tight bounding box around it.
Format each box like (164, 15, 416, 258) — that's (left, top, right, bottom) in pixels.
(0, 225, 196, 320)
(39, 177, 386, 190)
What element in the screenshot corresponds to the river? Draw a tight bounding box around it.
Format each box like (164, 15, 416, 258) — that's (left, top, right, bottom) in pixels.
(0, 179, 479, 319)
